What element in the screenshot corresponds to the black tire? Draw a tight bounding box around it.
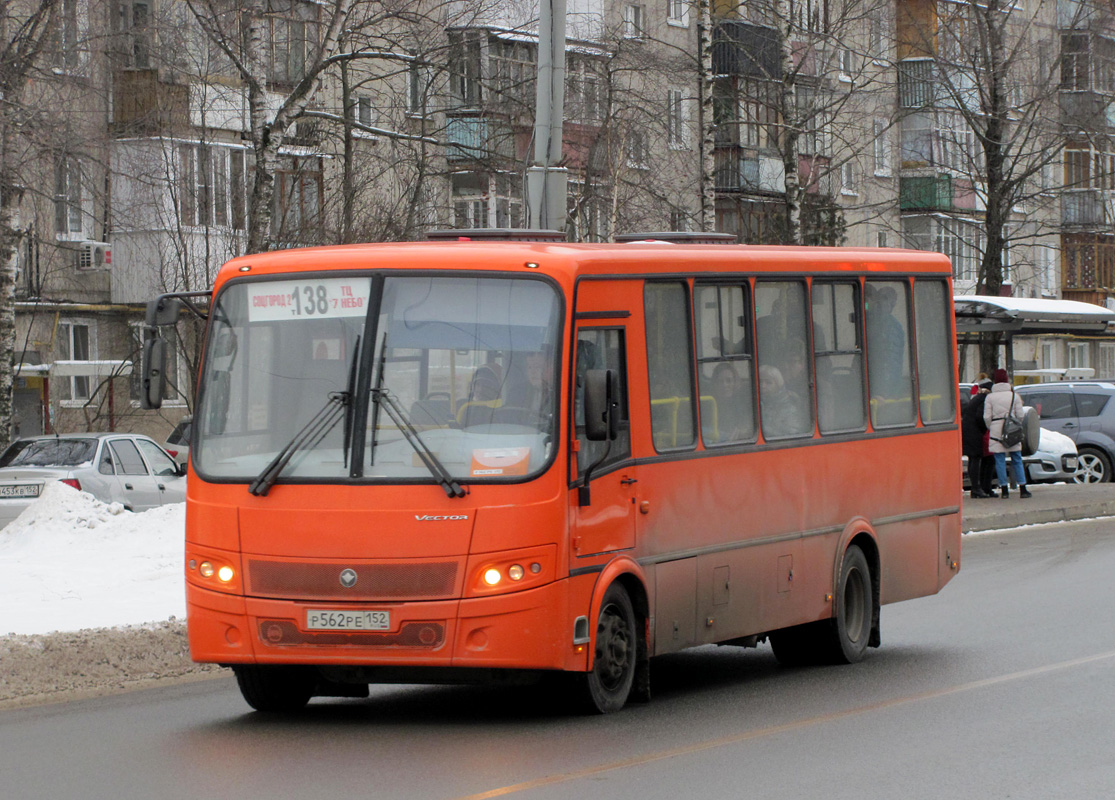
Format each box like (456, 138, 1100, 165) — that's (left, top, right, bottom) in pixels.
(770, 545, 874, 667)
(824, 545, 874, 664)
(233, 665, 316, 712)
(1074, 446, 1112, 484)
(579, 583, 637, 713)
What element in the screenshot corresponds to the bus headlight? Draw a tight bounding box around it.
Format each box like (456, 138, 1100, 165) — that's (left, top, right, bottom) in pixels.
(467, 547, 555, 597)
(217, 565, 235, 583)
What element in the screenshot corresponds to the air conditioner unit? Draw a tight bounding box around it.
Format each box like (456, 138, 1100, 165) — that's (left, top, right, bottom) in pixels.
(78, 241, 111, 270)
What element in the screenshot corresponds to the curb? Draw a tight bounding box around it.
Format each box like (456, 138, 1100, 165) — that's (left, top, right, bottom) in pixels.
(962, 500, 1115, 533)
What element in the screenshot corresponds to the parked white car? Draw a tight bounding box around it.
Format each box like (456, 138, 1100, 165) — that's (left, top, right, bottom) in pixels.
(0, 433, 186, 529)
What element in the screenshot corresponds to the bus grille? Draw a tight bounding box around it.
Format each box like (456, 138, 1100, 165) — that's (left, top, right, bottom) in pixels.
(257, 619, 446, 649)
(246, 560, 458, 601)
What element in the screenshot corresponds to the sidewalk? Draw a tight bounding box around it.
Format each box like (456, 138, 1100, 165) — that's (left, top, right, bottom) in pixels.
(961, 481, 1115, 532)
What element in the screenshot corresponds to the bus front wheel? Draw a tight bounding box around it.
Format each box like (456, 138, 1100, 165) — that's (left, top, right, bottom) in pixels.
(578, 583, 637, 713)
(233, 665, 316, 712)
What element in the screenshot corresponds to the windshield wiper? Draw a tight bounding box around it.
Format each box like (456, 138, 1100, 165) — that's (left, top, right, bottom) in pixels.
(249, 392, 349, 497)
(371, 386, 466, 499)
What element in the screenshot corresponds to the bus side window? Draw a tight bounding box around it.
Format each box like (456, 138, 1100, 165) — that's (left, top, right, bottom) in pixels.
(575, 329, 630, 474)
(914, 279, 956, 424)
(646, 282, 696, 450)
(755, 281, 814, 439)
(865, 280, 916, 427)
(694, 283, 756, 445)
(813, 281, 866, 433)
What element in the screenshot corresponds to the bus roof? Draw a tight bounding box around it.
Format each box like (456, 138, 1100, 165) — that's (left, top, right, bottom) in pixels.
(215, 241, 953, 291)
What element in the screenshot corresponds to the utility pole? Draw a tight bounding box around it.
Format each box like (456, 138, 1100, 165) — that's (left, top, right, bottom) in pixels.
(526, 0, 568, 232)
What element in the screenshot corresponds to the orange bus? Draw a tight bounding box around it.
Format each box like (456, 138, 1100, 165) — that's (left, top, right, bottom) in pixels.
(142, 233, 962, 713)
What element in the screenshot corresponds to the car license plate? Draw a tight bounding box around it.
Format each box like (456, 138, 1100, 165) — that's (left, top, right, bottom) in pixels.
(306, 609, 390, 631)
(0, 484, 41, 499)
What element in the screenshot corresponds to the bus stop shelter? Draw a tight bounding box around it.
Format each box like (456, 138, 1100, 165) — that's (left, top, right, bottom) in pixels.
(953, 295, 1115, 372)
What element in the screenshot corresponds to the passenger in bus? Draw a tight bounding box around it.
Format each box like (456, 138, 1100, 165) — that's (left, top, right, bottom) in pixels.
(707, 362, 753, 442)
(865, 285, 908, 397)
(468, 364, 503, 403)
(759, 365, 809, 437)
(505, 347, 554, 424)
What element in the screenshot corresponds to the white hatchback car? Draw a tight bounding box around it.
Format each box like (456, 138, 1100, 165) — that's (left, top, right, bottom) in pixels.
(0, 433, 186, 529)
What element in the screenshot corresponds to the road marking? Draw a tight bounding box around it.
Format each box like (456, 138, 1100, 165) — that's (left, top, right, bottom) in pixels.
(454, 650, 1115, 800)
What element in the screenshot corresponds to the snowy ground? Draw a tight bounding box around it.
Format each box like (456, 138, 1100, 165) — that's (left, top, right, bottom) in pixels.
(0, 482, 186, 637)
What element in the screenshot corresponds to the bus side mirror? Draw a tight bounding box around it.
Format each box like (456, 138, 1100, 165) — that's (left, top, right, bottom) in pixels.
(146, 296, 182, 327)
(584, 369, 618, 442)
(141, 333, 166, 410)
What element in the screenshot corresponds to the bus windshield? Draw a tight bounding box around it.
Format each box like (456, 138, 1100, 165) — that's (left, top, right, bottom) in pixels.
(194, 273, 562, 486)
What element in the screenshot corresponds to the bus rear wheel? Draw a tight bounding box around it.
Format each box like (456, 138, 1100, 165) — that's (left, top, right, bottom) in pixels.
(770, 545, 874, 666)
(827, 545, 873, 664)
(233, 665, 316, 712)
(578, 583, 637, 713)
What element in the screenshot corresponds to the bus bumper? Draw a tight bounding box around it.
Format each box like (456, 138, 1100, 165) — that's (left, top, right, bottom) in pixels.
(186, 578, 579, 672)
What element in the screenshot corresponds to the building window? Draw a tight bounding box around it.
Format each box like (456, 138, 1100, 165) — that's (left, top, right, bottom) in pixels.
(667, 89, 688, 149)
(1069, 342, 1090, 370)
(873, 119, 890, 176)
(52, 0, 82, 72)
(902, 216, 984, 284)
(491, 37, 536, 109)
(57, 321, 94, 403)
(667, 0, 689, 26)
(451, 172, 521, 229)
(355, 95, 374, 127)
(626, 128, 649, 169)
(178, 144, 247, 230)
(114, 0, 151, 68)
(264, 0, 319, 86)
(1100, 343, 1115, 378)
(568, 57, 604, 123)
(838, 48, 854, 79)
(275, 156, 324, 239)
(54, 155, 84, 237)
(1061, 33, 1090, 91)
(448, 31, 483, 108)
(408, 56, 433, 115)
(840, 162, 857, 195)
(1041, 341, 1055, 370)
(870, 16, 886, 62)
(624, 5, 645, 38)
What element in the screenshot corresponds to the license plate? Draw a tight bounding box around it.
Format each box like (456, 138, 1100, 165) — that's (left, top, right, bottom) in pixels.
(0, 484, 40, 499)
(306, 609, 390, 631)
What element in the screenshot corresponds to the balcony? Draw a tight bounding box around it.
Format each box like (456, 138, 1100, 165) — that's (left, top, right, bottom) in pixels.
(1062, 189, 1115, 227)
(112, 69, 189, 136)
(898, 60, 936, 109)
(715, 149, 760, 191)
(446, 116, 490, 163)
(899, 175, 953, 211)
(712, 21, 780, 79)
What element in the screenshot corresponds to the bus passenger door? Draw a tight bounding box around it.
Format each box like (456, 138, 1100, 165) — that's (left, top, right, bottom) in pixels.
(572, 325, 637, 559)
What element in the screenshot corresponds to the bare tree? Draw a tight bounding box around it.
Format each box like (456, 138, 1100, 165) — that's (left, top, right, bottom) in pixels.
(0, 0, 58, 448)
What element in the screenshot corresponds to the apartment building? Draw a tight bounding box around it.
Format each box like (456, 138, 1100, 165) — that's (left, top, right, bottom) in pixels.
(5, 0, 1115, 439)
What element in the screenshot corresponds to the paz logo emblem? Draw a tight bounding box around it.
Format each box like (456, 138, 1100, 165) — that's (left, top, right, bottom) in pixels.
(339, 568, 358, 589)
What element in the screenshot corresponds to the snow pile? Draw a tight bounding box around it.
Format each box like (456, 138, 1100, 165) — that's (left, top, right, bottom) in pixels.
(0, 482, 186, 636)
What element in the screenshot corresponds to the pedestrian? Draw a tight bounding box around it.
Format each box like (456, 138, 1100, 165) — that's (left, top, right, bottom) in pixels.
(983, 368, 1031, 499)
(962, 378, 993, 498)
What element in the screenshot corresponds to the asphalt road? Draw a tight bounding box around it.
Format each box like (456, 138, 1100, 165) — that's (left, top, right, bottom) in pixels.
(2, 519, 1114, 800)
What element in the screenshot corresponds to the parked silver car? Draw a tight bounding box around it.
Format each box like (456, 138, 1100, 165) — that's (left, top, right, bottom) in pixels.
(0, 433, 186, 529)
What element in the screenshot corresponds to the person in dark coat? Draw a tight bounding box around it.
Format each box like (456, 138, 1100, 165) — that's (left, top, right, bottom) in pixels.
(962, 379, 994, 498)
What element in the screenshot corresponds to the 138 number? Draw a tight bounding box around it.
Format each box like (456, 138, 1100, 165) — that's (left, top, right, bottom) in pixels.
(291, 284, 329, 316)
